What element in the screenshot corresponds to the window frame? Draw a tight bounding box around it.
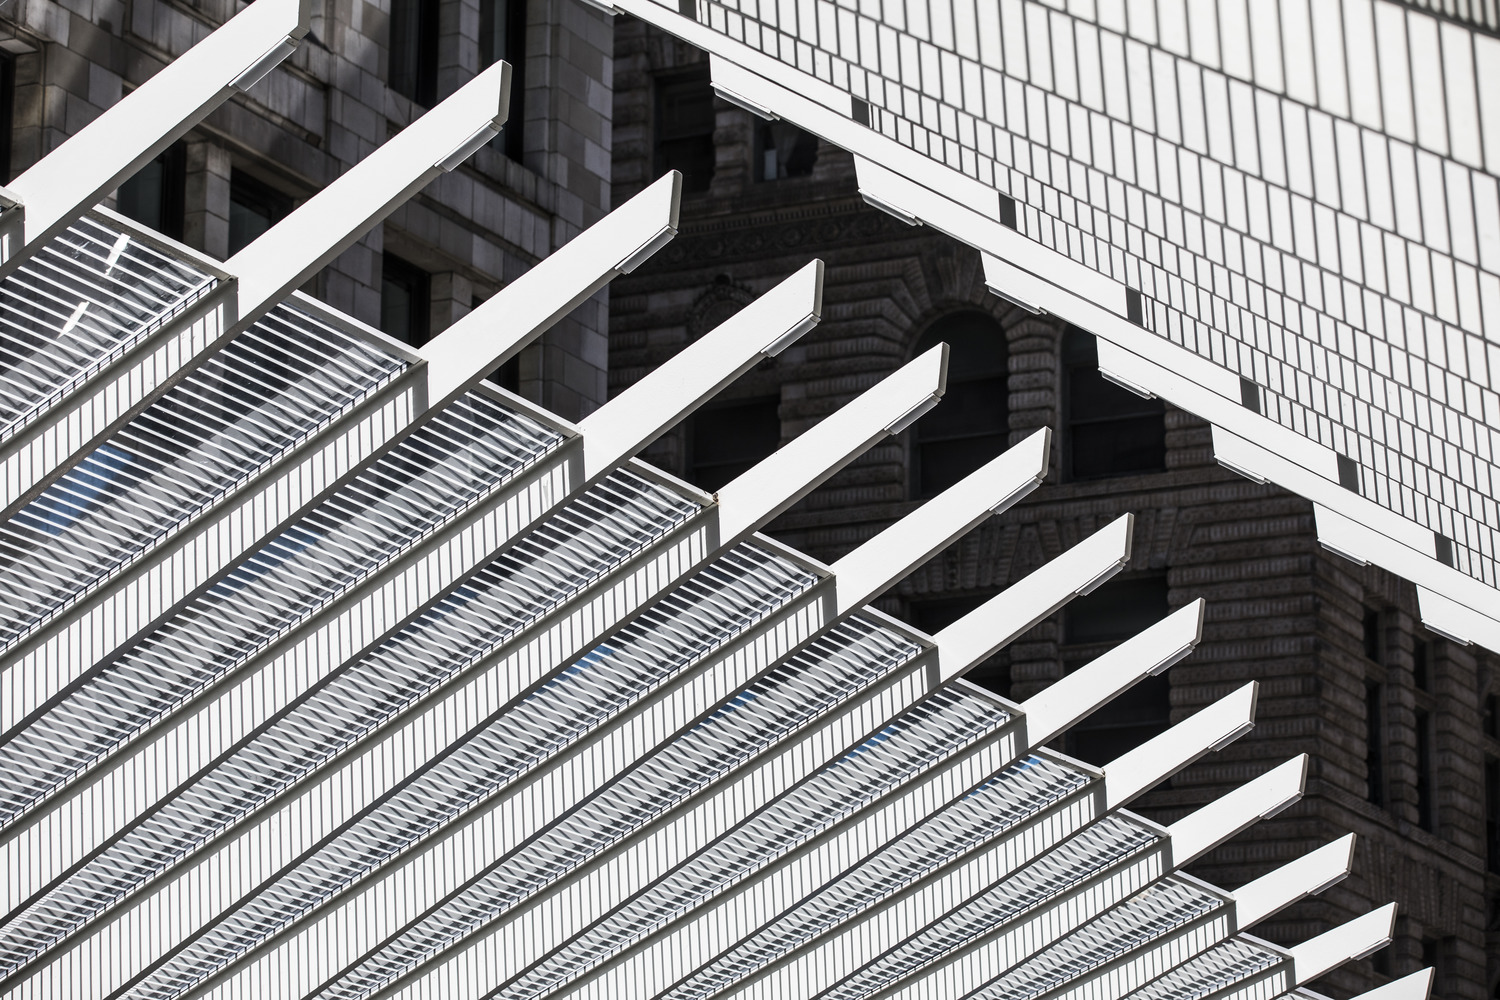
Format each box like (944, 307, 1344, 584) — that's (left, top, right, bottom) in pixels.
(1061, 325, 1167, 482)
(652, 67, 718, 194)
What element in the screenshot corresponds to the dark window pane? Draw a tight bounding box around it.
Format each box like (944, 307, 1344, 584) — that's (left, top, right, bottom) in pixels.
(1061, 575, 1171, 766)
(909, 593, 1009, 698)
(227, 170, 292, 256)
(0, 53, 13, 184)
(686, 396, 779, 491)
(381, 253, 430, 347)
(118, 142, 186, 241)
(1485, 757, 1500, 874)
(1064, 574, 1169, 646)
(1416, 708, 1434, 831)
(1067, 674, 1171, 766)
(480, 0, 527, 160)
(754, 120, 818, 180)
(1363, 608, 1382, 661)
(1366, 681, 1385, 806)
(390, 0, 439, 106)
(1063, 326, 1165, 481)
(654, 71, 716, 193)
(912, 313, 1007, 499)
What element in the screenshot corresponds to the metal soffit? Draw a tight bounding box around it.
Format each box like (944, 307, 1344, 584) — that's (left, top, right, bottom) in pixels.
(0, 6, 1427, 1000)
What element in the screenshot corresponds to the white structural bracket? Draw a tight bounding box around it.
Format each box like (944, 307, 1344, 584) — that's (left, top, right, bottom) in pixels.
(2, 0, 311, 269)
(831, 428, 1049, 617)
(1168, 755, 1310, 865)
(1233, 835, 1355, 930)
(421, 172, 682, 405)
(1289, 904, 1399, 986)
(934, 512, 1133, 683)
(1350, 970, 1435, 1000)
(714, 343, 945, 543)
(1103, 682, 1259, 811)
(577, 258, 823, 483)
(1021, 600, 1203, 747)
(225, 60, 511, 321)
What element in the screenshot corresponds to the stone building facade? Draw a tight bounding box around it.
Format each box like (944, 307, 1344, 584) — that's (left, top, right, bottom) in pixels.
(2, 0, 614, 420)
(610, 17, 1500, 1000)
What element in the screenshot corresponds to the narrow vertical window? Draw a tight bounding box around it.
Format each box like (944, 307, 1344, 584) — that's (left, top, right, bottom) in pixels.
(1366, 680, 1385, 806)
(0, 51, 15, 184)
(654, 69, 716, 193)
(381, 254, 431, 347)
(1061, 575, 1172, 766)
(480, 0, 527, 160)
(227, 170, 292, 256)
(1062, 326, 1166, 480)
(389, 0, 440, 107)
(911, 312, 1008, 499)
(117, 142, 187, 241)
(1415, 707, 1434, 831)
(1485, 756, 1500, 875)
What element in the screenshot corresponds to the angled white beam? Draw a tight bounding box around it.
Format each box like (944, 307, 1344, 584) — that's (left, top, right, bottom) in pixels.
(0, 173, 678, 714)
(0, 265, 828, 968)
(420, 171, 682, 404)
(1350, 970, 1435, 1000)
(1288, 904, 1399, 987)
(226, 61, 510, 318)
(1020, 600, 1204, 746)
(1104, 682, 1259, 810)
(1169, 755, 1309, 864)
(831, 427, 1049, 616)
(934, 512, 1134, 682)
(1232, 835, 1355, 929)
(546, 555, 1207, 1000)
(578, 258, 823, 482)
(1, 0, 311, 270)
(0, 60, 513, 524)
(166, 355, 951, 1000)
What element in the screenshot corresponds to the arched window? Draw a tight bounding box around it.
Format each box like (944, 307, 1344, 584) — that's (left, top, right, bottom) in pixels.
(1062, 325, 1166, 480)
(911, 312, 1008, 499)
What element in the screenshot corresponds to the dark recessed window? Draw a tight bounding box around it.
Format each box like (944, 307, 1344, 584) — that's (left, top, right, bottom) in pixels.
(1485, 757, 1499, 874)
(1363, 608, 1383, 661)
(1485, 693, 1499, 739)
(754, 120, 818, 181)
(1412, 636, 1430, 691)
(117, 142, 186, 241)
(380, 253, 431, 347)
(686, 395, 779, 492)
(228, 170, 293, 256)
(1415, 708, 1435, 831)
(654, 69, 716, 194)
(909, 593, 1009, 698)
(1366, 680, 1385, 807)
(480, 0, 527, 160)
(1062, 574, 1171, 766)
(389, 0, 440, 107)
(0, 52, 16, 184)
(1063, 326, 1165, 481)
(912, 312, 1008, 499)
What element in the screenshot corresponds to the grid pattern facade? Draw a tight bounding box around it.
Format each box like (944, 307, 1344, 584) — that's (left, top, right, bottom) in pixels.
(627, 0, 1500, 636)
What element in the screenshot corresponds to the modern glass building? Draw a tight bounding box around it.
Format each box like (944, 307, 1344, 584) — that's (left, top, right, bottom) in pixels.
(0, 0, 1489, 998)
